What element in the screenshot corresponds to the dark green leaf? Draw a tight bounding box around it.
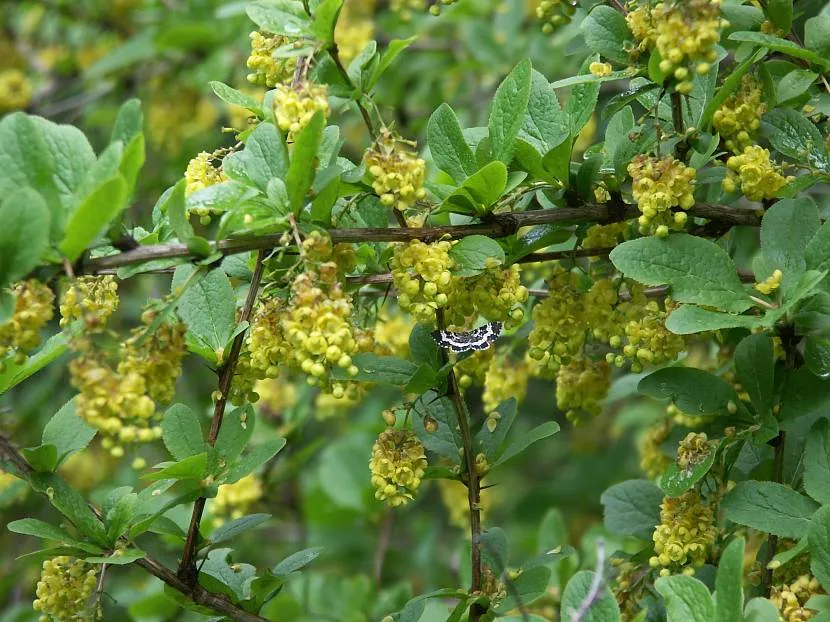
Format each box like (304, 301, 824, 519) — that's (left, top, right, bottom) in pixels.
(42, 399, 96, 466)
(565, 56, 602, 136)
(810, 505, 830, 592)
(722, 481, 818, 538)
(493, 421, 559, 468)
(581, 5, 632, 64)
(660, 441, 718, 497)
(162, 404, 205, 461)
(273, 546, 324, 576)
(735, 333, 775, 424)
(225, 439, 286, 484)
(208, 513, 271, 546)
(30, 473, 107, 544)
(639, 367, 742, 418)
(286, 111, 325, 213)
(766, 0, 793, 33)
(8, 519, 102, 554)
(449, 235, 506, 277)
(805, 16, 830, 58)
(761, 197, 820, 294)
(489, 59, 532, 164)
(495, 566, 553, 614)
(600, 479, 663, 540)
(715, 537, 745, 622)
(172, 266, 237, 358)
(428, 104, 477, 183)
(805, 337, 830, 377)
(763, 108, 830, 172)
(215, 405, 255, 465)
(343, 353, 419, 385)
(804, 419, 830, 505)
(655, 575, 714, 622)
(0, 188, 50, 288)
(474, 399, 517, 463)
(729, 31, 830, 68)
(560, 570, 621, 622)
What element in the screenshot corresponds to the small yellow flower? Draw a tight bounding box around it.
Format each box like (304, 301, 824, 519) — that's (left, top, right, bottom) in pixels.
(369, 429, 427, 507)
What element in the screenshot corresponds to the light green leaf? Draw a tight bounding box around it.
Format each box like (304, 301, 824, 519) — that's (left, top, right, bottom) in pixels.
(600, 479, 662, 540)
(273, 547, 324, 576)
(42, 399, 96, 467)
(208, 514, 271, 546)
(225, 439, 286, 484)
(442, 160, 508, 216)
(59, 175, 128, 262)
(610, 234, 752, 313)
(172, 266, 236, 357)
(729, 31, 830, 68)
(581, 5, 632, 64)
(29, 473, 107, 544)
(215, 404, 255, 464)
(566, 55, 602, 136)
(449, 235, 506, 277)
(805, 16, 830, 58)
(495, 566, 554, 615)
(763, 108, 830, 172)
(722, 481, 819, 538)
(246, 0, 313, 37)
(312, 0, 343, 45)
(520, 70, 569, 155)
(493, 421, 560, 468)
(761, 197, 820, 294)
(340, 353, 419, 385)
(161, 404, 205, 461)
(743, 598, 780, 622)
(144, 453, 208, 482)
(222, 122, 288, 192)
(286, 110, 325, 213)
(655, 575, 715, 622)
(0, 332, 70, 396)
(428, 104, 477, 183)
(561, 570, 621, 621)
(715, 538, 745, 622)
(666, 305, 762, 335)
(810, 505, 830, 593)
(0, 188, 50, 288)
(8, 519, 103, 554)
(639, 367, 743, 418)
(209, 81, 263, 117)
(111, 99, 143, 145)
(660, 441, 718, 497)
(489, 59, 532, 164)
(735, 333, 775, 425)
(776, 69, 817, 104)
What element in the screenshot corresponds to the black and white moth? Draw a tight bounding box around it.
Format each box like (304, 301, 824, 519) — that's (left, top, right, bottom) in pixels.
(431, 321, 503, 353)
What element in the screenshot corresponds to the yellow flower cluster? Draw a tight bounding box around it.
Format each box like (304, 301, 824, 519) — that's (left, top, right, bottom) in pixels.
(754, 269, 783, 295)
(369, 429, 427, 507)
(375, 311, 414, 359)
(255, 376, 298, 417)
(483, 355, 530, 414)
(724, 146, 791, 201)
(676, 432, 712, 471)
(535, 0, 578, 33)
(59, 276, 119, 331)
(456, 348, 493, 389)
(527, 264, 586, 376)
(639, 419, 672, 479)
(365, 130, 427, 212)
(246, 31, 296, 87)
(610, 299, 687, 373)
(335, 6, 374, 65)
(33, 557, 99, 622)
(584, 278, 620, 342)
(273, 81, 330, 141)
(247, 270, 361, 397)
(447, 263, 529, 330)
(650, 491, 716, 575)
(628, 155, 696, 237)
(0, 280, 54, 368)
(771, 575, 823, 622)
(0, 69, 32, 113)
(212, 474, 263, 526)
(315, 386, 363, 420)
(58, 450, 108, 492)
(628, 0, 725, 94)
(584, 222, 630, 252)
(713, 75, 765, 154)
(146, 86, 217, 153)
(185, 151, 227, 196)
(391, 239, 455, 324)
(555, 358, 612, 424)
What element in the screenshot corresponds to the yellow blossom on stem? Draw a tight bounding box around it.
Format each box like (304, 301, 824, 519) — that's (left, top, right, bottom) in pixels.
(369, 429, 427, 507)
(649, 491, 716, 575)
(364, 129, 427, 212)
(33, 557, 99, 622)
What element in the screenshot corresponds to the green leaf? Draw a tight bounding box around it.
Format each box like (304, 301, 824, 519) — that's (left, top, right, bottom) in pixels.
(610, 234, 752, 313)
(729, 31, 830, 68)
(120, 134, 145, 196)
(428, 104, 477, 183)
(806, 222, 830, 273)
(493, 421, 560, 468)
(442, 161, 508, 216)
(581, 5, 632, 64)
(780, 367, 830, 421)
(810, 505, 830, 592)
(0, 188, 50, 288)
(795, 293, 830, 337)
(214, 404, 255, 465)
(655, 575, 715, 622)
(366, 36, 417, 91)
(495, 566, 554, 615)
(286, 110, 325, 213)
(8, 518, 103, 554)
(560, 570, 621, 622)
(805, 337, 830, 377)
(474, 399, 517, 463)
(209, 81, 263, 118)
(520, 70, 569, 155)
(804, 419, 830, 505)
(165, 179, 194, 243)
(763, 108, 830, 172)
(225, 439, 286, 484)
(566, 55, 602, 136)
(200, 548, 256, 602)
(30, 473, 107, 544)
(507, 224, 571, 263)
(735, 333, 775, 424)
(144, 453, 208, 482)
(313, 0, 343, 44)
(172, 266, 237, 358)
(105, 492, 138, 541)
(805, 16, 830, 58)
(722, 481, 819, 538)
(715, 538, 745, 622)
(246, 0, 313, 37)
(449, 235, 506, 277)
(766, 0, 793, 33)
(659, 442, 718, 497)
(208, 513, 271, 546)
(666, 305, 762, 335)
(639, 367, 742, 418)
(489, 59, 532, 164)
(42, 399, 96, 467)
(776, 69, 817, 104)
(162, 404, 205, 461)
(0, 332, 70, 396)
(743, 598, 780, 622)
(85, 548, 145, 565)
(111, 99, 143, 145)
(23, 445, 58, 473)
(342, 353, 419, 385)
(761, 197, 820, 294)
(59, 175, 128, 262)
(273, 547, 324, 576)
(600, 479, 663, 540)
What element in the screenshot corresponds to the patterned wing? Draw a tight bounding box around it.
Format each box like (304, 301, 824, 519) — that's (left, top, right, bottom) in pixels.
(431, 322, 503, 353)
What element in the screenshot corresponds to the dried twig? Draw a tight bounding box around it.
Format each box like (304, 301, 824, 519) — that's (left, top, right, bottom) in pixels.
(570, 539, 607, 622)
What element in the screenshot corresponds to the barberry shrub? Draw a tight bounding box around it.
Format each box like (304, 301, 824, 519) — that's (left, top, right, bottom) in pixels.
(1, 1, 830, 621)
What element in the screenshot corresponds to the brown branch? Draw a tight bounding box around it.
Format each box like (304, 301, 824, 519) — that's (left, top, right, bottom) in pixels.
(0, 435, 268, 622)
(178, 250, 267, 585)
(435, 309, 486, 622)
(81, 203, 762, 274)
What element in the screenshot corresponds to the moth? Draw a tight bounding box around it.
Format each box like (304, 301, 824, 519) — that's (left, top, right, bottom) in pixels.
(431, 321, 503, 353)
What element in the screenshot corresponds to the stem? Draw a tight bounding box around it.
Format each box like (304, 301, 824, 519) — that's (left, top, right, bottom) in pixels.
(671, 91, 689, 161)
(760, 431, 786, 596)
(0, 434, 268, 622)
(81, 203, 761, 274)
(435, 309, 485, 622)
(178, 250, 267, 585)
(329, 44, 377, 140)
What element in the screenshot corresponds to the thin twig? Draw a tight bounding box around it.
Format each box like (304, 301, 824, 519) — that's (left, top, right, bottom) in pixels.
(81, 203, 762, 274)
(178, 250, 267, 585)
(372, 510, 394, 586)
(570, 539, 607, 622)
